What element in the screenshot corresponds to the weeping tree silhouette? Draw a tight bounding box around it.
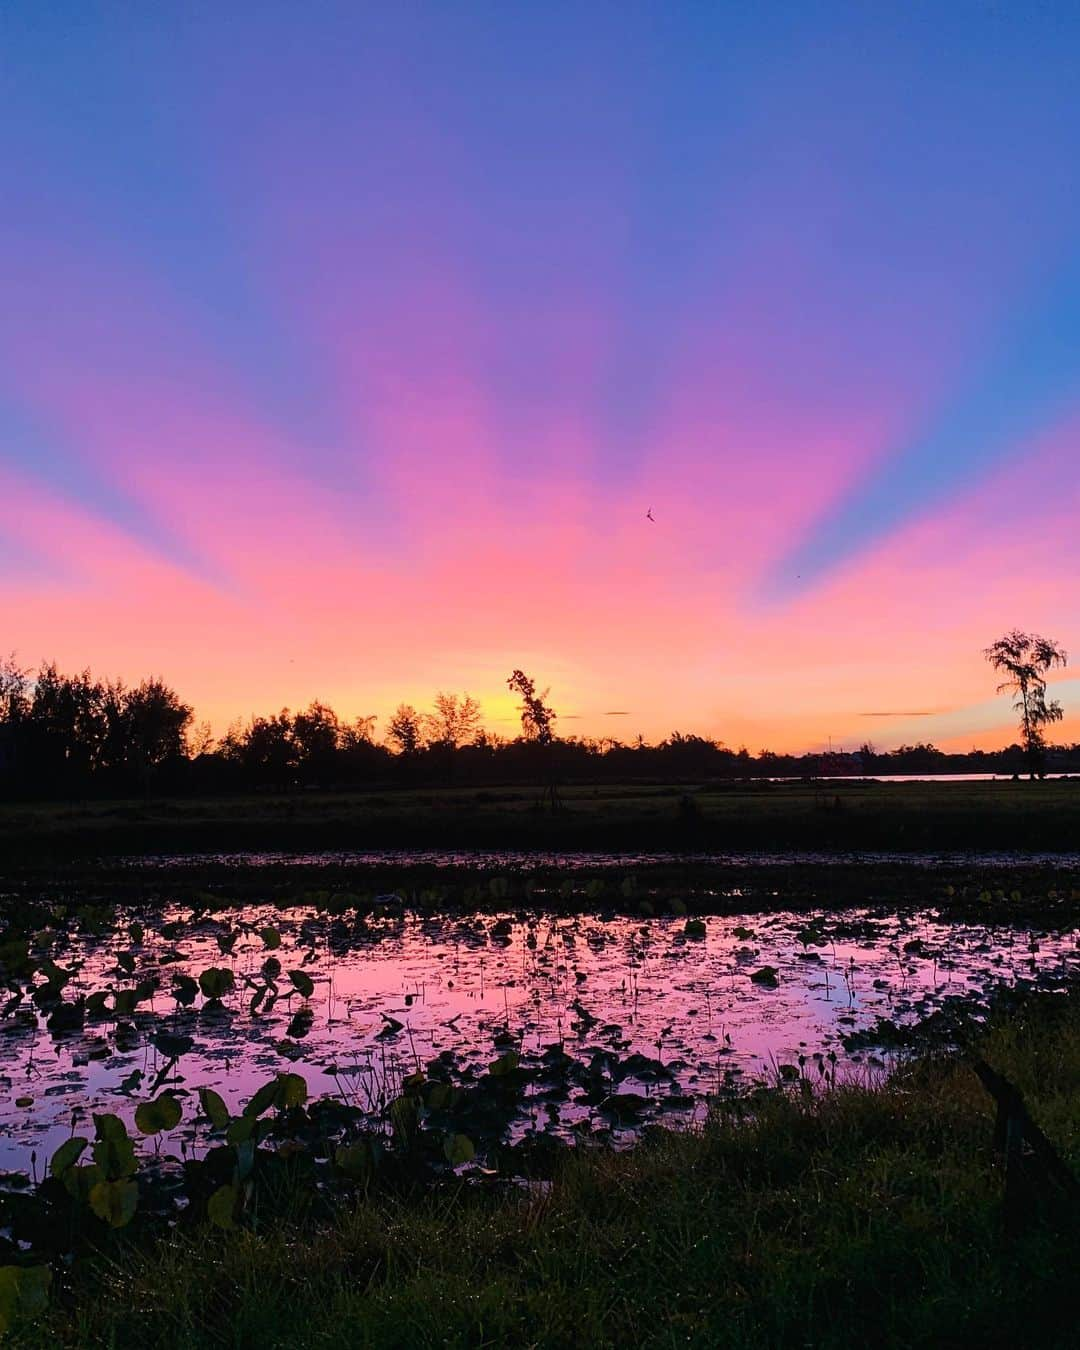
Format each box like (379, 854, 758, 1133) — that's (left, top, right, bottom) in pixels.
(507, 669, 561, 811)
(984, 630, 1067, 779)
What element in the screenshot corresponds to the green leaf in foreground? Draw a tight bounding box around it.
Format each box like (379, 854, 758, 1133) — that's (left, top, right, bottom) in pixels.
(207, 1183, 238, 1230)
(134, 1093, 182, 1135)
(89, 1178, 139, 1228)
(50, 1136, 88, 1178)
(92, 1114, 137, 1179)
(488, 1050, 520, 1077)
(335, 1139, 381, 1179)
(244, 1072, 308, 1117)
(198, 1086, 230, 1130)
(0, 1265, 52, 1335)
(444, 1133, 476, 1166)
(750, 966, 780, 987)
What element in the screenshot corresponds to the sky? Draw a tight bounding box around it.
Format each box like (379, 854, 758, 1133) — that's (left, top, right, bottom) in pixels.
(2, 1, 1079, 753)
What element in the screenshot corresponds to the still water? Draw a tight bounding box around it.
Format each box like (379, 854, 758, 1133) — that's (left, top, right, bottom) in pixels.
(2, 901, 1075, 1172)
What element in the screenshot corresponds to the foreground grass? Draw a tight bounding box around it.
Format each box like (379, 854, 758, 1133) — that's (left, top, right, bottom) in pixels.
(17, 992, 1080, 1349)
(3, 778, 1080, 860)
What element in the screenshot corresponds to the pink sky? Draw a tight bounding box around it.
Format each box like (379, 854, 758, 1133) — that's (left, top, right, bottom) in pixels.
(2, 6, 1078, 754)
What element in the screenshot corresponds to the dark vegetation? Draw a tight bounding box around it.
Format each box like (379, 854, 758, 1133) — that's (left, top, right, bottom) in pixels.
(4, 979, 1079, 1347)
(984, 629, 1068, 778)
(2, 654, 1079, 806)
(2, 778, 1080, 864)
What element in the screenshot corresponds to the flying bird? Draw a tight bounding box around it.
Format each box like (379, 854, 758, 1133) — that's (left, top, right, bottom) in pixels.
(646, 508, 654, 522)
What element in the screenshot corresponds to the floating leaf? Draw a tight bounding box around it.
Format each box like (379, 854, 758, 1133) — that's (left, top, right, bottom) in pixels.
(199, 968, 235, 1000)
(288, 970, 314, 998)
(112, 989, 137, 1016)
(135, 1093, 182, 1135)
(153, 1031, 194, 1059)
(601, 1092, 650, 1119)
(750, 966, 780, 987)
(260, 927, 282, 950)
(172, 975, 199, 1006)
(684, 919, 707, 939)
(488, 1050, 520, 1077)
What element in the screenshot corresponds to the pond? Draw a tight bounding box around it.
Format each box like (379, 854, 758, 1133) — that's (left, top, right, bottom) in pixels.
(124, 847, 1080, 869)
(2, 900, 1076, 1173)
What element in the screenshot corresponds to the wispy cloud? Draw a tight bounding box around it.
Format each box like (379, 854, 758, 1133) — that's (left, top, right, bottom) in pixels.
(859, 709, 946, 718)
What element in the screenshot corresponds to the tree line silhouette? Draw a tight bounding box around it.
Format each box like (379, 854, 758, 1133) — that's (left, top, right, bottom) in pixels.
(1, 653, 1077, 800)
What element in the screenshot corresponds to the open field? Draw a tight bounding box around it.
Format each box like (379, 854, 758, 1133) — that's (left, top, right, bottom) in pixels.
(2, 778, 1080, 861)
(5, 982, 1079, 1348)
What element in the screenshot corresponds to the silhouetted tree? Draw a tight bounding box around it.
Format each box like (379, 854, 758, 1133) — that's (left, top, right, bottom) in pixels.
(123, 678, 193, 789)
(27, 663, 105, 780)
(984, 630, 1068, 778)
(507, 670, 556, 745)
(188, 720, 215, 758)
(292, 701, 342, 782)
(0, 654, 28, 782)
(6, 646, 1080, 800)
(508, 669, 560, 809)
(422, 692, 483, 784)
(0, 654, 28, 723)
(386, 704, 424, 756)
(424, 692, 482, 750)
(235, 711, 297, 787)
(338, 714, 387, 781)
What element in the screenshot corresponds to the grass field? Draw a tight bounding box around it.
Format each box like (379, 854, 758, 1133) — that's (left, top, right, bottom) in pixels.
(8, 984, 1080, 1348)
(2, 778, 1080, 861)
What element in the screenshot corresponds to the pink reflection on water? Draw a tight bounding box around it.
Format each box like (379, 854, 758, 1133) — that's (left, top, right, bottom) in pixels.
(2, 906, 1075, 1173)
